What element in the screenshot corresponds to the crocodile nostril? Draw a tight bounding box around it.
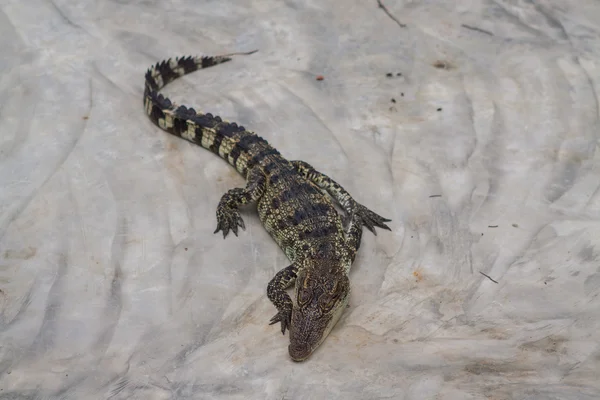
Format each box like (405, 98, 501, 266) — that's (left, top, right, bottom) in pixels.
(288, 342, 311, 362)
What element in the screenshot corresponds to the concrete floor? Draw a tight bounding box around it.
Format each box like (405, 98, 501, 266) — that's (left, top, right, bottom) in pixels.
(1, 0, 599, 399)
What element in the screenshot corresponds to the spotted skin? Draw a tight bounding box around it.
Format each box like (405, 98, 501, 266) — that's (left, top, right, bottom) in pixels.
(143, 53, 391, 361)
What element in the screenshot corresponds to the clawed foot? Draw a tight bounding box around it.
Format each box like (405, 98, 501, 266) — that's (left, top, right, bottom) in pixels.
(214, 208, 245, 238)
(269, 306, 292, 335)
(355, 203, 391, 235)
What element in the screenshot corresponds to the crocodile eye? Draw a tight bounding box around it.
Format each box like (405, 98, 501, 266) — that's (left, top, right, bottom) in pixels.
(297, 288, 312, 306)
(327, 280, 338, 293)
(319, 292, 339, 312)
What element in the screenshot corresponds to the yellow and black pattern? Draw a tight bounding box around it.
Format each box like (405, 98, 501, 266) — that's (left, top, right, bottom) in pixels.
(143, 53, 391, 362)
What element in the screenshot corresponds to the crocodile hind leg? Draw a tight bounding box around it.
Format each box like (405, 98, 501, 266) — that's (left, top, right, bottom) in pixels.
(267, 263, 298, 334)
(291, 160, 391, 235)
(214, 167, 266, 238)
(345, 211, 364, 266)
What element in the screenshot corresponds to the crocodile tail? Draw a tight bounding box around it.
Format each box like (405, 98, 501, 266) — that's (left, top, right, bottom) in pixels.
(144, 55, 232, 92)
(143, 54, 271, 177)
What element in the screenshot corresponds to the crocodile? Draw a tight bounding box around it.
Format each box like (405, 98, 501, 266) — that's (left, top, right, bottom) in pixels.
(143, 52, 391, 361)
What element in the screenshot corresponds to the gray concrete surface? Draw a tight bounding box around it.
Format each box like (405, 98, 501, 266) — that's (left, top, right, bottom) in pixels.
(1, 0, 599, 399)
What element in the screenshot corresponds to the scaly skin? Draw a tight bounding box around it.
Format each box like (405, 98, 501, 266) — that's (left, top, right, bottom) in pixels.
(143, 53, 391, 361)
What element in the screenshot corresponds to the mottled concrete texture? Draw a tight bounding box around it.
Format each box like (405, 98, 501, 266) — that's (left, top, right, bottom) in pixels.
(1, 0, 600, 399)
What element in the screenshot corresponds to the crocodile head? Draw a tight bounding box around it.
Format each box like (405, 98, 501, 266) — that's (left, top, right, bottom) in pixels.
(288, 258, 351, 362)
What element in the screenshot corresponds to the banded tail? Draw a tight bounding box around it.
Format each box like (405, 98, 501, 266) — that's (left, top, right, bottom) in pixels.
(143, 51, 276, 177)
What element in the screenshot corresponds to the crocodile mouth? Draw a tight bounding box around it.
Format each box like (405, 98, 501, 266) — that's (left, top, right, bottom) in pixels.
(288, 308, 331, 362)
(288, 309, 331, 362)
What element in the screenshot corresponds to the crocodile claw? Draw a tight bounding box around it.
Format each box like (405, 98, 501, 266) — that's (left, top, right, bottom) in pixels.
(269, 308, 292, 335)
(214, 209, 246, 238)
(355, 203, 391, 235)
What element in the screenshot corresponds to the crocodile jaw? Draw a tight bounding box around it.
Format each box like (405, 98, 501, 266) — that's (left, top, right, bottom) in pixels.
(288, 293, 349, 362)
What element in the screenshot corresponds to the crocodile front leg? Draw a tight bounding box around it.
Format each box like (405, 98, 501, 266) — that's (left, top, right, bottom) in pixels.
(214, 167, 266, 238)
(267, 263, 298, 334)
(291, 160, 391, 235)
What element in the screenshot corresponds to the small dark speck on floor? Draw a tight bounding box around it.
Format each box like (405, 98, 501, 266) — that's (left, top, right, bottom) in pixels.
(433, 60, 454, 69)
(437, 108, 442, 111)
(512, 223, 519, 228)
(391, 98, 396, 103)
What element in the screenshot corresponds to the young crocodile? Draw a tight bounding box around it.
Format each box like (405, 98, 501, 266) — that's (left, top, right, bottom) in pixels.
(143, 53, 391, 361)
